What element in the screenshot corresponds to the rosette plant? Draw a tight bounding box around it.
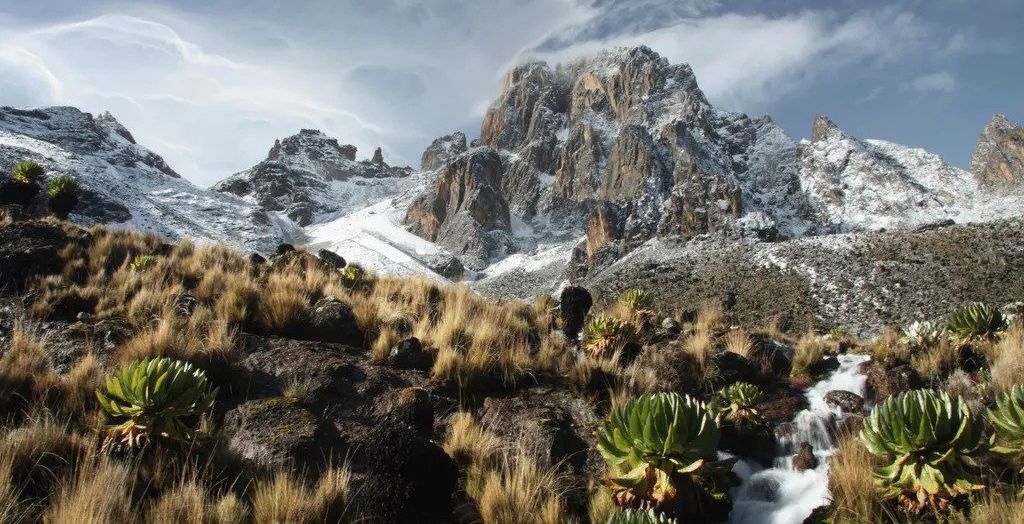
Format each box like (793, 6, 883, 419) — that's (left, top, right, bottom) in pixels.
(128, 254, 158, 271)
(584, 315, 637, 356)
(859, 389, 984, 513)
(715, 382, 764, 426)
(988, 384, 1024, 474)
(621, 289, 652, 311)
(947, 303, 1008, 342)
(46, 175, 79, 219)
(596, 392, 728, 511)
(606, 508, 677, 524)
(901, 321, 946, 350)
(97, 357, 217, 450)
(11, 160, 44, 184)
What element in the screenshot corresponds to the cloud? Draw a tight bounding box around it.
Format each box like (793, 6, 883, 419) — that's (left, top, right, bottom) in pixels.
(907, 71, 956, 93)
(0, 46, 62, 107)
(530, 8, 928, 111)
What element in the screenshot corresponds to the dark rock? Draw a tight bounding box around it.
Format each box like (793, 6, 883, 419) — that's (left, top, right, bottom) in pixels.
(371, 147, 385, 165)
(0, 220, 69, 292)
(389, 337, 432, 370)
(864, 359, 922, 403)
(803, 504, 832, 524)
(421, 253, 465, 281)
(222, 397, 337, 473)
(758, 390, 810, 424)
(792, 441, 819, 471)
(0, 204, 25, 223)
(808, 356, 840, 376)
(711, 351, 758, 388)
(720, 423, 775, 467)
(374, 387, 434, 436)
(275, 243, 295, 255)
(317, 249, 346, 270)
(308, 295, 364, 346)
(559, 285, 592, 341)
(0, 179, 40, 208)
(756, 337, 794, 377)
(356, 420, 459, 524)
(824, 390, 864, 414)
(249, 252, 266, 266)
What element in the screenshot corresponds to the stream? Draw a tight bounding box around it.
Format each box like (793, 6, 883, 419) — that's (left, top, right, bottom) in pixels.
(729, 353, 872, 524)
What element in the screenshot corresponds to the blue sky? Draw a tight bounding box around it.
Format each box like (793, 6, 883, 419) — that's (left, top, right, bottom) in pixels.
(0, 0, 1020, 186)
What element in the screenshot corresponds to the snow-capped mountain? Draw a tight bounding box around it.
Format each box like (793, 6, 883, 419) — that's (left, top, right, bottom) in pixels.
(0, 106, 298, 252)
(213, 130, 414, 225)
(2, 46, 1022, 295)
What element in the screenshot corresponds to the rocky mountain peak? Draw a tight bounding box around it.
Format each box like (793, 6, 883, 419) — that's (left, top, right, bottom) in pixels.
(970, 113, 1024, 191)
(810, 115, 843, 144)
(214, 129, 413, 226)
(420, 132, 467, 172)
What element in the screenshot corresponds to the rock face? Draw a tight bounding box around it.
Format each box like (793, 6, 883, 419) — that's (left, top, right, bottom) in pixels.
(405, 147, 512, 269)
(420, 132, 468, 172)
(214, 129, 413, 225)
(970, 114, 1024, 191)
(823, 390, 865, 414)
(411, 46, 1020, 275)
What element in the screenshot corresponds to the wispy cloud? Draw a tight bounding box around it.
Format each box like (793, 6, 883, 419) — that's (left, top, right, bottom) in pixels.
(906, 71, 957, 93)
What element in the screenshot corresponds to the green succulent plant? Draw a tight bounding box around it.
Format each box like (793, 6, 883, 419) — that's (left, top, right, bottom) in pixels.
(621, 289, 652, 311)
(901, 321, 946, 350)
(606, 508, 678, 524)
(596, 392, 726, 508)
(97, 357, 217, 450)
(341, 264, 364, 282)
(859, 389, 984, 513)
(46, 175, 79, 219)
(10, 160, 44, 184)
(584, 315, 637, 356)
(947, 303, 1008, 342)
(716, 382, 764, 426)
(988, 384, 1024, 474)
(128, 254, 158, 271)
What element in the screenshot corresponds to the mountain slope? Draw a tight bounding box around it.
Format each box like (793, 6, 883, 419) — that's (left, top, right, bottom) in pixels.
(0, 106, 297, 252)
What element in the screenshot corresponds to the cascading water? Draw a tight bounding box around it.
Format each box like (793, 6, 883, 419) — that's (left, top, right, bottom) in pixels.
(729, 353, 872, 524)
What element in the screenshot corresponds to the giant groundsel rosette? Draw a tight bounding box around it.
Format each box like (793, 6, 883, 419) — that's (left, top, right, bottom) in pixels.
(859, 389, 984, 512)
(596, 392, 720, 507)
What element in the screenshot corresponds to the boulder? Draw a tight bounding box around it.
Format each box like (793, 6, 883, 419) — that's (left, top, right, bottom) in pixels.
(308, 295, 364, 346)
(317, 249, 346, 270)
(373, 387, 435, 436)
(389, 337, 432, 371)
(792, 441, 819, 471)
(275, 243, 295, 255)
(661, 317, 681, 337)
(720, 423, 775, 467)
(421, 253, 465, 281)
(559, 286, 592, 341)
(355, 420, 459, 524)
(824, 390, 865, 414)
(222, 397, 336, 472)
(0, 220, 70, 292)
(711, 351, 759, 388)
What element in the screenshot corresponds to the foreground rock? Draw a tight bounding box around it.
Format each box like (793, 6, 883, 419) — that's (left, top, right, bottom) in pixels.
(223, 397, 337, 472)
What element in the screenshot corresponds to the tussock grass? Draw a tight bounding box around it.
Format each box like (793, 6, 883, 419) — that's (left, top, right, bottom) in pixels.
(829, 434, 884, 523)
(988, 325, 1024, 393)
(791, 331, 827, 377)
(943, 490, 1024, 523)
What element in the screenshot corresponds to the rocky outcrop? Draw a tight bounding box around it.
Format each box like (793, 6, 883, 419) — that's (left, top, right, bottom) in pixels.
(405, 147, 512, 270)
(970, 114, 1024, 191)
(420, 132, 467, 172)
(214, 129, 413, 225)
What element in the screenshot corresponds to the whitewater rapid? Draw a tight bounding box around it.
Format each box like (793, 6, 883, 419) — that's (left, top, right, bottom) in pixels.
(729, 353, 872, 524)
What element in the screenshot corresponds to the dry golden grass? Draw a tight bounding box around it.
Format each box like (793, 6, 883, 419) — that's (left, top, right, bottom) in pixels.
(791, 331, 827, 377)
(587, 482, 616, 524)
(475, 451, 572, 524)
(443, 412, 502, 470)
(695, 300, 726, 332)
(723, 328, 755, 359)
(989, 325, 1024, 393)
(829, 434, 884, 523)
(249, 465, 351, 524)
(45, 456, 135, 524)
(911, 338, 958, 383)
(683, 328, 718, 389)
(943, 490, 1024, 524)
